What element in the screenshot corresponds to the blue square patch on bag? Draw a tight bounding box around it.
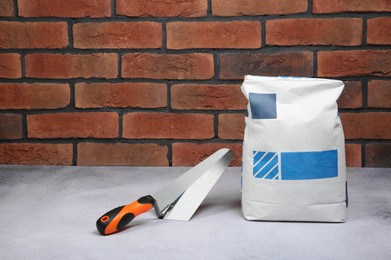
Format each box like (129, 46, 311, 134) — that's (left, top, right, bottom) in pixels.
(249, 93, 277, 119)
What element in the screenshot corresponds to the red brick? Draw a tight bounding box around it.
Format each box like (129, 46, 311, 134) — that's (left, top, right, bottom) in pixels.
(117, 0, 207, 17)
(0, 22, 68, 49)
(0, 0, 13, 16)
(18, 0, 111, 18)
(171, 84, 246, 110)
(313, 0, 391, 13)
(345, 143, 362, 167)
(366, 143, 391, 167)
(0, 143, 72, 165)
(123, 112, 214, 139)
(218, 114, 245, 140)
(318, 50, 391, 77)
(0, 114, 22, 139)
(172, 142, 242, 166)
(0, 53, 21, 78)
(0, 83, 70, 109)
(77, 143, 168, 166)
(28, 112, 118, 139)
(220, 52, 313, 79)
(337, 81, 363, 109)
(340, 113, 391, 139)
(267, 18, 362, 46)
(73, 22, 162, 49)
(367, 17, 391, 45)
(75, 82, 167, 108)
(122, 53, 213, 80)
(167, 21, 261, 49)
(25, 53, 118, 79)
(212, 0, 307, 16)
(368, 80, 391, 108)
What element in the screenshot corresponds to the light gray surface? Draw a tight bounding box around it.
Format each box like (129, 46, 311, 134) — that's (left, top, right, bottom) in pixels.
(0, 166, 390, 260)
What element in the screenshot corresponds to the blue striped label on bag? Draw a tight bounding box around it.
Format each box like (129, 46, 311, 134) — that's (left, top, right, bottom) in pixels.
(253, 151, 279, 180)
(253, 149, 338, 180)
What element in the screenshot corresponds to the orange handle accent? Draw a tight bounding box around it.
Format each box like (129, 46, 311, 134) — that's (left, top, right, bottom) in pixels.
(96, 195, 155, 235)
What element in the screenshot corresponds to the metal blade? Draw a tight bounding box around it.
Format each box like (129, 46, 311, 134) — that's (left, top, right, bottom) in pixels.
(163, 148, 233, 221)
(153, 148, 233, 215)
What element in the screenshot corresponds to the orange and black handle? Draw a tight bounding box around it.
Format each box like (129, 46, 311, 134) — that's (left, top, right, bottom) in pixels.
(96, 195, 156, 235)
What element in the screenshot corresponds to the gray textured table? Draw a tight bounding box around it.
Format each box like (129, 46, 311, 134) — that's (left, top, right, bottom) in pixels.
(0, 166, 390, 260)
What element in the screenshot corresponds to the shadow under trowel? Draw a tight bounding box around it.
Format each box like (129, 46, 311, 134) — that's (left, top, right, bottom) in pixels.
(190, 195, 242, 220)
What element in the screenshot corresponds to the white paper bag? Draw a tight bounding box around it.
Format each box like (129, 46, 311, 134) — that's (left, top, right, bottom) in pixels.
(241, 75, 347, 222)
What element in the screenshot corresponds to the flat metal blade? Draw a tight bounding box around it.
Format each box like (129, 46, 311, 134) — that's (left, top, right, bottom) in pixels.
(153, 148, 233, 216)
(163, 149, 233, 221)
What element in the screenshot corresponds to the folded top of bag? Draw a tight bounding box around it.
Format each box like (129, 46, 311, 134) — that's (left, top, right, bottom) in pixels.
(242, 75, 344, 105)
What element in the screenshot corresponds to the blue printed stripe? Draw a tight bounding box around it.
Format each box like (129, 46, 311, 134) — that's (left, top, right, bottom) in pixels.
(280, 150, 338, 180)
(253, 151, 266, 166)
(253, 152, 275, 176)
(255, 155, 278, 178)
(253, 151, 279, 179)
(253, 152, 272, 172)
(264, 165, 279, 180)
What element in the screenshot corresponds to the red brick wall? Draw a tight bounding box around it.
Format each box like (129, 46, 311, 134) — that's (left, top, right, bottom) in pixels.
(0, 0, 390, 167)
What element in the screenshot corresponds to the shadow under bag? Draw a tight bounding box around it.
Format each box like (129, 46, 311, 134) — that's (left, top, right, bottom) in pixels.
(241, 75, 347, 222)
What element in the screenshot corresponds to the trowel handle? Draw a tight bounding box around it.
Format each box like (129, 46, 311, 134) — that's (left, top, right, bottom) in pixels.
(96, 195, 155, 235)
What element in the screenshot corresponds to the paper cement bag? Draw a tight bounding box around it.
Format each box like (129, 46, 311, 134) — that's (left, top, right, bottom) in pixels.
(241, 75, 347, 222)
